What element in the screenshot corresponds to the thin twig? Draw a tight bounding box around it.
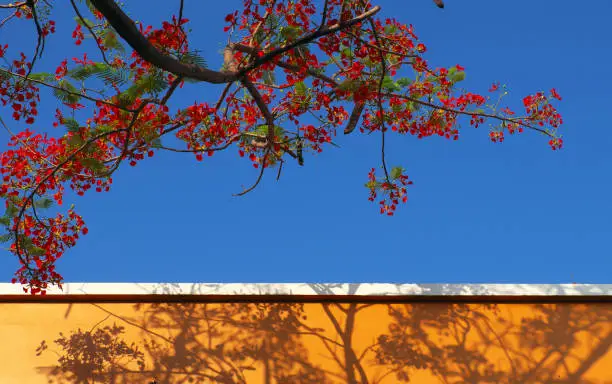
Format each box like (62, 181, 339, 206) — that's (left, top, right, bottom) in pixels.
(234, 149, 269, 196)
(370, 19, 390, 180)
(70, 0, 110, 65)
(0, 67, 135, 112)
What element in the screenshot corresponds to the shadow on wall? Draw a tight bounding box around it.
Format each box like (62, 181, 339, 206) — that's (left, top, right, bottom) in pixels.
(33, 292, 612, 383)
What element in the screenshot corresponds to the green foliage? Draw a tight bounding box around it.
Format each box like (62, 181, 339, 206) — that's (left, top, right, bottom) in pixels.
(53, 80, 82, 104)
(365, 180, 380, 189)
(100, 29, 124, 52)
(62, 117, 80, 133)
(337, 79, 363, 92)
(68, 62, 129, 86)
(33, 198, 54, 210)
(180, 50, 207, 67)
(280, 25, 301, 40)
(396, 77, 412, 88)
(0, 233, 12, 244)
(253, 124, 284, 137)
(390, 166, 404, 179)
(0, 215, 10, 226)
(452, 71, 466, 82)
(28, 72, 55, 82)
(382, 76, 400, 92)
(28, 245, 46, 256)
(384, 24, 398, 34)
(67, 134, 84, 148)
(5, 203, 18, 218)
(341, 46, 353, 59)
(73, 16, 94, 28)
(294, 81, 307, 96)
(406, 101, 421, 112)
(118, 73, 168, 106)
(80, 157, 106, 172)
(94, 124, 114, 134)
(448, 66, 465, 83)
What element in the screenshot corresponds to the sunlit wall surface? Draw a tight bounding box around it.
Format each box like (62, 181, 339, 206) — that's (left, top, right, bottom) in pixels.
(1, 284, 610, 383)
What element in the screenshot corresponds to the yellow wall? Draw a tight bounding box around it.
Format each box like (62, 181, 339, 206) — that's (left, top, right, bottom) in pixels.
(1, 301, 610, 383)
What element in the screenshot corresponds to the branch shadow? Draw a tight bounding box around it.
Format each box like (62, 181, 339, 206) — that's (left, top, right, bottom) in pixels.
(34, 284, 612, 383)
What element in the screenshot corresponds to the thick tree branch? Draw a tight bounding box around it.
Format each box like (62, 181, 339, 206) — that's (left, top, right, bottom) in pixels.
(88, 0, 379, 84)
(88, 0, 236, 84)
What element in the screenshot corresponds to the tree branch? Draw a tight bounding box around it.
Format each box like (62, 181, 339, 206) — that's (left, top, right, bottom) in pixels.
(238, 6, 381, 76)
(88, 0, 380, 85)
(88, 0, 236, 84)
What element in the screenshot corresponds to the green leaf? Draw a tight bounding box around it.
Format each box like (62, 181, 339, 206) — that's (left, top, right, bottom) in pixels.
(73, 16, 94, 28)
(336, 79, 360, 92)
(391, 103, 404, 113)
(406, 102, 420, 112)
(53, 80, 81, 104)
(384, 24, 398, 34)
(62, 117, 80, 132)
(396, 77, 412, 87)
(253, 124, 283, 137)
(28, 72, 55, 82)
(81, 158, 105, 171)
(67, 66, 93, 81)
(131, 74, 168, 95)
(382, 76, 399, 91)
(181, 50, 207, 67)
(0, 233, 12, 243)
(94, 124, 114, 134)
(67, 134, 84, 148)
(0, 216, 10, 226)
(294, 81, 307, 96)
(33, 198, 54, 209)
(95, 67, 129, 86)
(117, 73, 167, 106)
(68, 63, 129, 86)
(390, 166, 404, 179)
(28, 246, 46, 256)
(118, 92, 136, 107)
(5, 203, 18, 218)
(341, 46, 353, 59)
(280, 25, 301, 40)
(101, 30, 124, 52)
(451, 71, 465, 83)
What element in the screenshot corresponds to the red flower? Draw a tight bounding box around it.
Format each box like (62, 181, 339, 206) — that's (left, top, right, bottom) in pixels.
(550, 88, 562, 101)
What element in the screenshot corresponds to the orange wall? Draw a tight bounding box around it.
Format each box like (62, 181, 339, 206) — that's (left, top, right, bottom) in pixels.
(1, 301, 610, 383)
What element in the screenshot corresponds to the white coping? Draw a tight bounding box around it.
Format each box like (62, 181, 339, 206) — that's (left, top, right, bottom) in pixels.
(0, 283, 610, 296)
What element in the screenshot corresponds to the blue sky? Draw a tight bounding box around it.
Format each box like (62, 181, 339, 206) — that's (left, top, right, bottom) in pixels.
(1, 0, 611, 284)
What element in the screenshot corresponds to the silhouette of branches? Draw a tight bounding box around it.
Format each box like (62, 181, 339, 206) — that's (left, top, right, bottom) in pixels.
(33, 290, 611, 384)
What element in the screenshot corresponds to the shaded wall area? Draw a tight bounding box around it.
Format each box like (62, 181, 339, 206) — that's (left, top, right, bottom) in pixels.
(1, 300, 610, 383)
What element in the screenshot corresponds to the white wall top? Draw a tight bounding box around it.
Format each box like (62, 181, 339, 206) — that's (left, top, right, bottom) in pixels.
(0, 283, 610, 296)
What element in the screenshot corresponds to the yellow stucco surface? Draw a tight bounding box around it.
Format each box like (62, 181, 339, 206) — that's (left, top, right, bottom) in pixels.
(1, 301, 610, 383)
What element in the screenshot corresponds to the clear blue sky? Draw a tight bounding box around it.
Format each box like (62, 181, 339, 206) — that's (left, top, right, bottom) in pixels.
(1, 0, 611, 284)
